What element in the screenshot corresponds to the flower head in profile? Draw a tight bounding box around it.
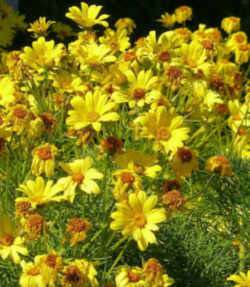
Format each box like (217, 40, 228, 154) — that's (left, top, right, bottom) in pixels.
(66, 2, 109, 28)
(16, 176, 65, 208)
(0, 214, 28, 264)
(157, 13, 176, 28)
(28, 17, 55, 37)
(66, 89, 119, 132)
(227, 270, 250, 287)
(66, 218, 91, 246)
(205, 155, 232, 176)
(221, 17, 240, 34)
(58, 157, 103, 203)
(110, 190, 166, 251)
(115, 18, 136, 34)
(115, 266, 145, 287)
(174, 6, 192, 23)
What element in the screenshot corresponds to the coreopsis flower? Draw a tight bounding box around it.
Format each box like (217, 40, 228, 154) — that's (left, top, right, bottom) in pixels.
(171, 147, 198, 180)
(205, 156, 233, 176)
(115, 18, 136, 34)
(162, 190, 185, 211)
(53, 22, 74, 40)
(143, 258, 174, 286)
(16, 176, 65, 208)
(28, 17, 55, 37)
(227, 270, 250, 287)
(66, 218, 91, 246)
(233, 128, 250, 159)
(115, 149, 161, 178)
(66, 2, 109, 28)
(61, 259, 99, 287)
(15, 201, 33, 220)
(226, 32, 248, 51)
(0, 215, 28, 264)
(19, 260, 47, 287)
(134, 106, 189, 155)
(174, 6, 192, 23)
(0, 76, 15, 107)
(20, 37, 64, 69)
(115, 266, 145, 287)
(31, 143, 58, 177)
(113, 69, 160, 108)
(221, 17, 240, 34)
(57, 157, 103, 202)
(100, 136, 123, 156)
(234, 43, 249, 65)
(66, 89, 119, 132)
(25, 214, 44, 239)
(112, 169, 142, 201)
(228, 100, 249, 133)
(157, 13, 176, 28)
(110, 190, 166, 251)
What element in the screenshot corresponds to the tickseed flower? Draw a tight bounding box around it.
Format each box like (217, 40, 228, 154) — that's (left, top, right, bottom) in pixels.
(28, 17, 55, 36)
(227, 270, 250, 287)
(114, 149, 161, 178)
(115, 18, 136, 34)
(143, 258, 174, 286)
(171, 147, 198, 180)
(66, 218, 91, 246)
(134, 106, 189, 155)
(20, 260, 47, 287)
(0, 214, 28, 264)
(115, 266, 145, 287)
(174, 6, 192, 23)
(61, 259, 99, 287)
(66, 89, 119, 132)
(205, 155, 233, 176)
(66, 2, 109, 28)
(221, 17, 240, 34)
(53, 22, 74, 40)
(100, 136, 123, 156)
(20, 37, 64, 69)
(0, 76, 15, 107)
(162, 190, 185, 211)
(157, 13, 176, 28)
(58, 157, 103, 202)
(25, 213, 44, 239)
(16, 176, 65, 208)
(31, 143, 58, 177)
(110, 190, 166, 251)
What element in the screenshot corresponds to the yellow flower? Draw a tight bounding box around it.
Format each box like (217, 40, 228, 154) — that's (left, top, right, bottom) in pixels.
(61, 259, 99, 287)
(205, 156, 233, 176)
(227, 270, 250, 287)
(0, 214, 28, 264)
(66, 2, 109, 28)
(221, 17, 240, 34)
(0, 76, 15, 107)
(115, 266, 145, 287)
(16, 176, 65, 208)
(31, 143, 58, 177)
(66, 89, 119, 132)
(134, 106, 189, 155)
(228, 100, 249, 133)
(66, 218, 91, 246)
(20, 37, 64, 69)
(171, 147, 198, 180)
(110, 190, 166, 251)
(174, 6, 192, 23)
(115, 18, 136, 34)
(20, 260, 47, 287)
(53, 22, 74, 40)
(157, 13, 176, 28)
(28, 17, 55, 36)
(58, 157, 103, 202)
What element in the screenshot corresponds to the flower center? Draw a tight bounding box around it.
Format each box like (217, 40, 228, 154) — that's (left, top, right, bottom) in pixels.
(72, 173, 84, 184)
(37, 146, 52, 160)
(134, 213, 147, 228)
(128, 270, 140, 282)
(178, 147, 193, 162)
(157, 127, 171, 141)
(121, 172, 135, 185)
(214, 156, 229, 165)
(86, 111, 99, 122)
(13, 107, 27, 119)
(65, 266, 82, 283)
(158, 51, 170, 62)
(45, 254, 57, 268)
(1, 235, 14, 246)
(133, 88, 146, 100)
(67, 218, 89, 233)
(28, 267, 41, 276)
(235, 34, 245, 43)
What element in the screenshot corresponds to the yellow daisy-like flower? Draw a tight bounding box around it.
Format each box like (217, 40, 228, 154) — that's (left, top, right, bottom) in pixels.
(227, 270, 250, 287)
(115, 18, 136, 34)
(115, 266, 145, 287)
(28, 17, 55, 36)
(20, 37, 64, 69)
(66, 89, 119, 132)
(61, 259, 99, 287)
(221, 17, 240, 35)
(16, 176, 65, 208)
(174, 6, 192, 24)
(53, 22, 74, 40)
(66, 2, 109, 28)
(0, 215, 28, 264)
(19, 260, 47, 287)
(205, 155, 233, 177)
(110, 190, 166, 251)
(31, 143, 58, 177)
(57, 157, 103, 203)
(0, 76, 15, 107)
(134, 106, 189, 155)
(66, 218, 91, 246)
(157, 13, 176, 28)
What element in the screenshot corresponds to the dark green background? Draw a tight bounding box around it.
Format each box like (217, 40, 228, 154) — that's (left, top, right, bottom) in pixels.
(18, 0, 249, 38)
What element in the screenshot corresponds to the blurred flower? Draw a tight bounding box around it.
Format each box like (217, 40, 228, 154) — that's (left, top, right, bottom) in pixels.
(174, 6, 192, 23)
(227, 270, 250, 287)
(66, 218, 91, 246)
(221, 17, 240, 34)
(28, 17, 55, 37)
(205, 155, 232, 176)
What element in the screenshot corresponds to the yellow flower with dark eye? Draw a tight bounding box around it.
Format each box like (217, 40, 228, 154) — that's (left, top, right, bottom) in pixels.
(174, 6, 192, 23)
(66, 88, 119, 132)
(20, 260, 47, 287)
(66, 2, 109, 28)
(66, 218, 91, 246)
(115, 266, 145, 287)
(110, 190, 166, 251)
(221, 17, 240, 34)
(28, 17, 55, 37)
(205, 155, 232, 176)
